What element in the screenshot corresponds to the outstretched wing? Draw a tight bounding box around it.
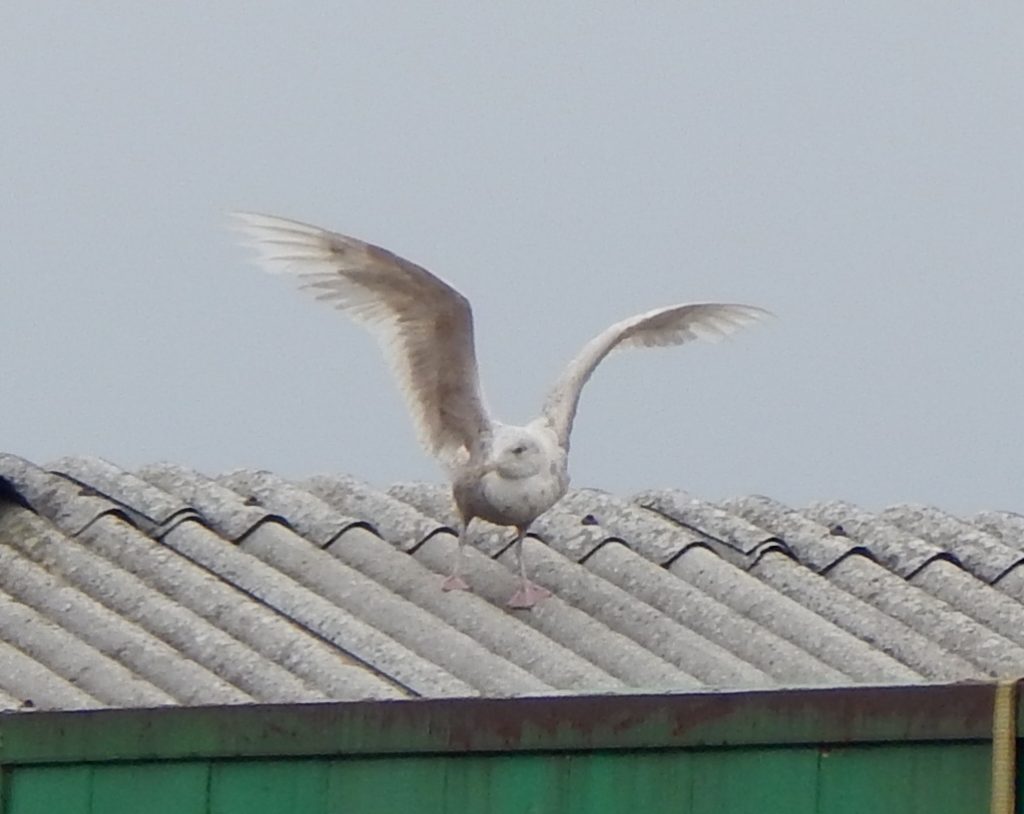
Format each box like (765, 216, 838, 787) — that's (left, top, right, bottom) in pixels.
(542, 303, 769, 450)
(231, 212, 491, 460)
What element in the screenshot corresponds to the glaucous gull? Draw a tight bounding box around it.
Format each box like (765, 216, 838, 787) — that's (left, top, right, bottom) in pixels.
(232, 213, 768, 609)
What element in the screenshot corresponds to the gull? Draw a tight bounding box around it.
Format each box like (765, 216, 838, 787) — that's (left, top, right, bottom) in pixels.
(232, 212, 768, 609)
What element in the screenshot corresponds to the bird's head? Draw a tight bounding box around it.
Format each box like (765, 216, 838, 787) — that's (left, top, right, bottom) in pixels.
(486, 427, 549, 480)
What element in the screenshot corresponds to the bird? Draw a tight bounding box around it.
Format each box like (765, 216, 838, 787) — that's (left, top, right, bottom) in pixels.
(231, 212, 768, 609)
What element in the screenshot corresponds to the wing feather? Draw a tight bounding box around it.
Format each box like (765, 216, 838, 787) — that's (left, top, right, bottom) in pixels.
(230, 212, 491, 460)
(542, 303, 769, 450)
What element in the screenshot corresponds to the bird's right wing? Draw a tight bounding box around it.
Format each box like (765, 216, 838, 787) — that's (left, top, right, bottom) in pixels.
(231, 212, 491, 461)
(542, 303, 769, 450)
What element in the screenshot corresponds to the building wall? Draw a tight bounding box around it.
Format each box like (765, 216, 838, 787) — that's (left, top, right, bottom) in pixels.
(0, 684, 1009, 814)
(4, 743, 994, 814)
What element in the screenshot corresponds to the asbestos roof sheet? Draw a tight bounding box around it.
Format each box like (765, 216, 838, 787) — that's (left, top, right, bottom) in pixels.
(1, 453, 1023, 711)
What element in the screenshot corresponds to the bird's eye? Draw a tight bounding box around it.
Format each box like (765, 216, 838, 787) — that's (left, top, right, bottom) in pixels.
(511, 445, 526, 455)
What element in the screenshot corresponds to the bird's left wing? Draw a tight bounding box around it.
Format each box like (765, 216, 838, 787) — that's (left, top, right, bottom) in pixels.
(542, 303, 769, 450)
(231, 212, 491, 461)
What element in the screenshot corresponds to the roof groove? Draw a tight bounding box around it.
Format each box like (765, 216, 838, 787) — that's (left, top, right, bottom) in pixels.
(636, 490, 792, 568)
(302, 484, 627, 692)
(881, 504, 1024, 584)
(0, 510, 251, 705)
(163, 519, 447, 698)
(0, 584, 176, 707)
(409, 532, 698, 689)
(242, 523, 552, 696)
(69, 500, 391, 701)
(13, 507, 320, 703)
(582, 542, 839, 684)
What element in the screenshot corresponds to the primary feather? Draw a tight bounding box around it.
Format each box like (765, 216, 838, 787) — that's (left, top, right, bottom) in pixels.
(230, 212, 491, 461)
(542, 303, 770, 449)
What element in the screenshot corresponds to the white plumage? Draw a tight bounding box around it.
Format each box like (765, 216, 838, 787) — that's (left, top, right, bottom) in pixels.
(232, 212, 768, 609)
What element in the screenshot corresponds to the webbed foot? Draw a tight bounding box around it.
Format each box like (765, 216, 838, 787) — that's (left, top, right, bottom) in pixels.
(442, 574, 471, 592)
(506, 581, 552, 609)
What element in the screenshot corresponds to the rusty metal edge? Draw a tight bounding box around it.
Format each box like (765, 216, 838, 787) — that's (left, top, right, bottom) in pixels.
(0, 683, 1000, 766)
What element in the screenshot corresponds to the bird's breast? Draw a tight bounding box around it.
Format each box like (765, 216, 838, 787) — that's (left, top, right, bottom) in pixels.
(475, 468, 568, 528)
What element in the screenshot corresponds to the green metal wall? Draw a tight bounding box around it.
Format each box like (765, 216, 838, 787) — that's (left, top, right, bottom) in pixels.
(0, 684, 1011, 814)
(4, 745, 994, 814)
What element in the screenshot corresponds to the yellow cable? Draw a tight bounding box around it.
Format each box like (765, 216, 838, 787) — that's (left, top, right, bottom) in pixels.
(991, 678, 1017, 814)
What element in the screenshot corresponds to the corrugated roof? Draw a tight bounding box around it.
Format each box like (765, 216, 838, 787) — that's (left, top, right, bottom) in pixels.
(1, 452, 1023, 711)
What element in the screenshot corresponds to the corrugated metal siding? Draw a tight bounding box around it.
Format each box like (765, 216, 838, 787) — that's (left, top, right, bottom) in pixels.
(0, 684, 1006, 813)
(4, 746, 994, 813)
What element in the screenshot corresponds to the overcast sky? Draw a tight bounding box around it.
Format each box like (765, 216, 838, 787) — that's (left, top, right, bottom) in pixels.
(2, 3, 1021, 513)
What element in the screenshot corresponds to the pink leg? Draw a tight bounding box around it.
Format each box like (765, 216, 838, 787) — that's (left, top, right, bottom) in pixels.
(442, 518, 472, 592)
(506, 529, 551, 610)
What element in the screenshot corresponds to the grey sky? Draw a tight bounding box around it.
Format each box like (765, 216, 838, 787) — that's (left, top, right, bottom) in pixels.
(2, 3, 1021, 512)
